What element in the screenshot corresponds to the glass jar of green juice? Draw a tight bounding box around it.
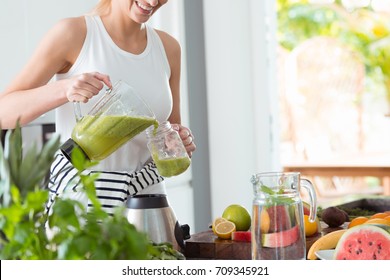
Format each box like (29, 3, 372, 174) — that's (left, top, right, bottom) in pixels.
(146, 121, 191, 177)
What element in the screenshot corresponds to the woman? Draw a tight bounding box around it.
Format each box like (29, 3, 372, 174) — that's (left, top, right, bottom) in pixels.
(0, 0, 196, 214)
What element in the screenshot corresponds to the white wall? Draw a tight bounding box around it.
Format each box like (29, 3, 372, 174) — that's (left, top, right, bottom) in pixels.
(203, 0, 280, 218)
(0, 0, 97, 91)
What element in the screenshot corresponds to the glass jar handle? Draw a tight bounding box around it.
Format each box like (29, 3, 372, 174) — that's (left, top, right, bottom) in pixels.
(300, 178, 317, 222)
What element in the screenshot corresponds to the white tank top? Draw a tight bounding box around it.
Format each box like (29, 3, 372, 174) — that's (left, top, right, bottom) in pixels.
(54, 15, 172, 174)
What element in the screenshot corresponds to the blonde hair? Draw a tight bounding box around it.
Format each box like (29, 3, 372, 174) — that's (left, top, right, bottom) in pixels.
(90, 0, 112, 15)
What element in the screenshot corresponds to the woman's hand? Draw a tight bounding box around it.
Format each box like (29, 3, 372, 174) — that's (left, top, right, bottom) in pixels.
(66, 72, 112, 103)
(171, 124, 196, 158)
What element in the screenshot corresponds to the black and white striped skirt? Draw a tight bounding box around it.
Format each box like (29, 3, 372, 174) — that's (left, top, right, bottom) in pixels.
(46, 153, 164, 215)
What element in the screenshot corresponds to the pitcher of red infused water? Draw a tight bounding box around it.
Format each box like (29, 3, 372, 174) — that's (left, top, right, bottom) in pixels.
(60, 80, 158, 162)
(250, 172, 317, 260)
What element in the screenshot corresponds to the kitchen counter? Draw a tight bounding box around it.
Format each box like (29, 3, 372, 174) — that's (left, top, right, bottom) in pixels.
(184, 222, 341, 260)
(183, 197, 389, 260)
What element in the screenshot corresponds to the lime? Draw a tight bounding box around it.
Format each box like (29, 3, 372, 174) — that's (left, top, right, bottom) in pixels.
(222, 204, 251, 231)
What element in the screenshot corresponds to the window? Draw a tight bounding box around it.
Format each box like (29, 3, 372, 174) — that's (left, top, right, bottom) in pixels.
(277, 0, 390, 201)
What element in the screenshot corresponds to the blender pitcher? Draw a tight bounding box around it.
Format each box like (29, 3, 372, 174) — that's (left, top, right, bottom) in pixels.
(61, 80, 158, 162)
(250, 172, 317, 260)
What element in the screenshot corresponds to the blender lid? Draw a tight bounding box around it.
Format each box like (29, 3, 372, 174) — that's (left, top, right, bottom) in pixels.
(60, 138, 90, 162)
(126, 194, 169, 209)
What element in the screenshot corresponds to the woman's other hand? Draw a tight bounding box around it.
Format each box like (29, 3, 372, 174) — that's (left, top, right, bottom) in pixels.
(171, 124, 196, 158)
(66, 72, 112, 103)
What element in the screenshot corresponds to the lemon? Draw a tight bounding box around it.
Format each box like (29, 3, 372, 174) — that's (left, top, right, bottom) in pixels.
(212, 217, 227, 235)
(260, 209, 270, 233)
(304, 215, 318, 237)
(222, 204, 251, 231)
(214, 220, 236, 239)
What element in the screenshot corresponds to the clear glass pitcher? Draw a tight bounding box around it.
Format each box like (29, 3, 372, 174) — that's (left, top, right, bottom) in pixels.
(61, 80, 158, 162)
(250, 172, 317, 260)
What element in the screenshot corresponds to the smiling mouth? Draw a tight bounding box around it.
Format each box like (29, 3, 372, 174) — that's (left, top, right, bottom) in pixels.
(135, 1, 154, 15)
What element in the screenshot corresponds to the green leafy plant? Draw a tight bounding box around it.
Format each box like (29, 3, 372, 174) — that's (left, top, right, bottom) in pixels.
(0, 123, 60, 207)
(0, 123, 61, 259)
(0, 125, 184, 260)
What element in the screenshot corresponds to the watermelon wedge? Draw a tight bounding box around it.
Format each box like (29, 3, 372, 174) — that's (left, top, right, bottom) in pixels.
(232, 231, 251, 242)
(262, 225, 299, 248)
(334, 224, 390, 260)
(266, 205, 293, 233)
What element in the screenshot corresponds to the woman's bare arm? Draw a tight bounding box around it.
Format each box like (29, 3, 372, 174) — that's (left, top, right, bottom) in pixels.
(0, 17, 111, 129)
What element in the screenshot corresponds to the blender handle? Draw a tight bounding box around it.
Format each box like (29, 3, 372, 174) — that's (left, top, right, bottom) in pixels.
(73, 86, 113, 120)
(301, 178, 318, 223)
(73, 102, 83, 122)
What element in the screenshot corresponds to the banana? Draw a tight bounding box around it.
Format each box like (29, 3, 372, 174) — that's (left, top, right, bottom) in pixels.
(307, 229, 347, 260)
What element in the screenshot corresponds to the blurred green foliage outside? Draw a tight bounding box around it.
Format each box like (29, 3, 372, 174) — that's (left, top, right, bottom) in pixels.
(277, 0, 390, 105)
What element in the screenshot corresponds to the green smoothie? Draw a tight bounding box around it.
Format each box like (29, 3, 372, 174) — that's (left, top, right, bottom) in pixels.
(72, 114, 158, 161)
(152, 155, 191, 177)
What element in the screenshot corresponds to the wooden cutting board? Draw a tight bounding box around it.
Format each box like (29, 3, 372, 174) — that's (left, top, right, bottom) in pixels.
(184, 230, 252, 259)
(184, 223, 342, 260)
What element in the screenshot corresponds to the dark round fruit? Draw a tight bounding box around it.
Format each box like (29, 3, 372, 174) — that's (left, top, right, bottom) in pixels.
(321, 206, 347, 228)
(340, 209, 350, 222)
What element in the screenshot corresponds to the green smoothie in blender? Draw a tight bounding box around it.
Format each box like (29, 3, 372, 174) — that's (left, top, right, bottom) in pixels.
(72, 114, 158, 161)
